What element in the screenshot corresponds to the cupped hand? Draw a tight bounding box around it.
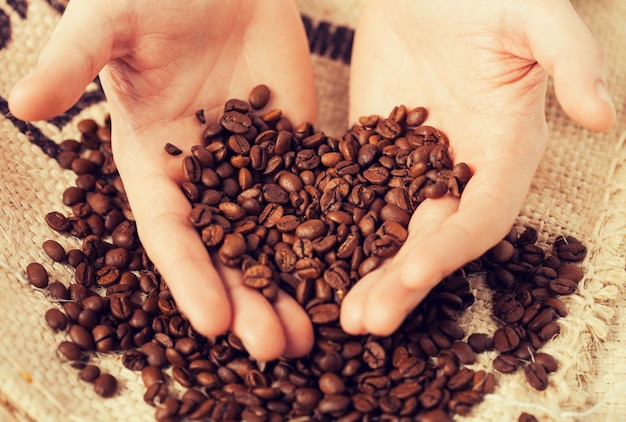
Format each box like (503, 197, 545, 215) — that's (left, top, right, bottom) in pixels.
(341, 0, 616, 336)
(9, 0, 317, 361)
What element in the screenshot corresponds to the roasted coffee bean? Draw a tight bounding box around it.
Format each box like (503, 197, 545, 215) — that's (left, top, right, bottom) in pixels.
(493, 325, 520, 353)
(447, 368, 475, 392)
(318, 394, 351, 414)
(451, 341, 475, 365)
(45, 308, 68, 331)
(492, 354, 519, 373)
(539, 321, 560, 341)
(221, 110, 252, 134)
(528, 308, 555, 331)
(548, 277, 578, 295)
(308, 303, 340, 325)
(295, 219, 327, 240)
(472, 370, 496, 394)
(94, 373, 118, 398)
(69, 324, 95, 351)
(57, 341, 83, 361)
(26, 262, 49, 288)
(362, 341, 387, 370)
(243, 264, 273, 289)
(524, 362, 549, 390)
(92, 324, 116, 352)
(556, 264, 584, 282)
(48, 281, 70, 301)
(556, 241, 587, 262)
(164, 143, 183, 156)
(79, 364, 101, 383)
(42, 239, 67, 262)
(534, 352, 558, 373)
(249, 84, 271, 110)
(518, 413, 539, 422)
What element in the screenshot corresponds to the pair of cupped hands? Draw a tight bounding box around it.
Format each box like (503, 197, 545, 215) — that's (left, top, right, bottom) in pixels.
(9, 0, 615, 361)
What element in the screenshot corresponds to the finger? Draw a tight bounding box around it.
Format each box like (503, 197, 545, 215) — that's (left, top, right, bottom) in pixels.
(214, 261, 287, 362)
(362, 156, 535, 335)
(272, 291, 315, 358)
(526, 0, 616, 132)
(361, 195, 461, 335)
(339, 267, 383, 335)
(120, 169, 233, 338)
(8, 1, 120, 120)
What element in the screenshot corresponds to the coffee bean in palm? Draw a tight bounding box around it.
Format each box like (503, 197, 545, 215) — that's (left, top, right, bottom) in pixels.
(164, 143, 183, 156)
(221, 110, 252, 134)
(249, 84, 271, 110)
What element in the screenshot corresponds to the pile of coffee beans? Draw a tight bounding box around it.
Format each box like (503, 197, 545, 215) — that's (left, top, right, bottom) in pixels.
(178, 85, 471, 305)
(24, 85, 587, 421)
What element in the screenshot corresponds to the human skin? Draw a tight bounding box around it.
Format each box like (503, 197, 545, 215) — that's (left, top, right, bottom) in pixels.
(9, 0, 318, 362)
(10, 0, 616, 360)
(340, 0, 616, 336)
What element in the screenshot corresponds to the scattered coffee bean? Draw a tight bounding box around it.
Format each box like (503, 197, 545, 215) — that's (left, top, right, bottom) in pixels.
(79, 364, 101, 383)
(26, 262, 49, 288)
(42, 239, 67, 262)
(27, 85, 588, 421)
(45, 308, 68, 331)
(94, 373, 118, 398)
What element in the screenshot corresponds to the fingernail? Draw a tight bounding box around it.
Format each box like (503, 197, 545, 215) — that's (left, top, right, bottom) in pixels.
(595, 79, 616, 113)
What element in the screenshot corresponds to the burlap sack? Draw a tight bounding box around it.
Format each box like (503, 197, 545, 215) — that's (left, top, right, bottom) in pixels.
(0, 0, 624, 421)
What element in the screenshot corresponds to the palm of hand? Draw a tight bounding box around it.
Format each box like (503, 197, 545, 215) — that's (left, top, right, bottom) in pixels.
(106, 1, 318, 361)
(341, 1, 551, 336)
(9, 0, 317, 361)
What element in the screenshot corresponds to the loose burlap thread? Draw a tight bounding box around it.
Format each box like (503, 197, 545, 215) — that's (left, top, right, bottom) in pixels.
(0, 0, 624, 421)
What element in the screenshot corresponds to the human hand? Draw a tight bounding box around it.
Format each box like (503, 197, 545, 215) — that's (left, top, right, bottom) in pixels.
(341, 0, 616, 336)
(9, 0, 317, 361)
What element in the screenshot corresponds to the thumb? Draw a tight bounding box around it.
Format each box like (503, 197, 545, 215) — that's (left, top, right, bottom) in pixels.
(8, 1, 120, 121)
(527, 0, 616, 133)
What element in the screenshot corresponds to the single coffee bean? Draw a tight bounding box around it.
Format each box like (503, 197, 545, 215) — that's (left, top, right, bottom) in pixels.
(57, 341, 83, 361)
(69, 324, 95, 351)
(249, 84, 271, 110)
(164, 143, 183, 156)
(243, 264, 273, 289)
(534, 352, 558, 373)
(524, 362, 549, 390)
(94, 373, 118, 398)
(79, 364, 101, 383)
(317, 394, 351, 414)
(26, 262, 49, 288)
(141, 365, 165, 387)
(518, 413, 539, 422)
(308, 303, 340, 325)
(548, 277, 578, 295)
(221, 110, 252, 134)
(362, 341, 387, 370)
(45, 308, 68, 331)
(42, 239, 67, 262)
(45, 211, 70, 232)
(492, 354, 519, 373)
(48, 281, 70, 301)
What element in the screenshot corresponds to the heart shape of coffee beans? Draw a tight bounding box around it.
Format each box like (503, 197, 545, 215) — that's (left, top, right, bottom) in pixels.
(178, 85, 472, 313)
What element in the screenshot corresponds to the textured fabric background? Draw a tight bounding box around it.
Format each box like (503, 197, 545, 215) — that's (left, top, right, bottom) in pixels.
(0, 0, 624, 421)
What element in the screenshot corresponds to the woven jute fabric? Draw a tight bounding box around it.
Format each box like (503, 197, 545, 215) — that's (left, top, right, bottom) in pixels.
(0, 0, 624, 421)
